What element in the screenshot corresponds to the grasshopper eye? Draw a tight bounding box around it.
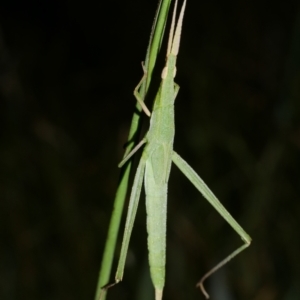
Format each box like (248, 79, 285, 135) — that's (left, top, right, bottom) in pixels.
(161, 66, 168, 79)
(173, 67, 177, 78)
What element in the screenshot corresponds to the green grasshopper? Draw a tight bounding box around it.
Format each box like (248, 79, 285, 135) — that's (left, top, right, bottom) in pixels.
(110, 0, 251, 299)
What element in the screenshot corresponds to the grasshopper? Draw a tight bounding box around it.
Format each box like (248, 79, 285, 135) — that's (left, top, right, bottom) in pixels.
(106, 0, 251, 299)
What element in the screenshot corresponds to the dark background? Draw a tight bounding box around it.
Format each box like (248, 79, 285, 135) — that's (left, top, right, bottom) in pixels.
(1, 0, 300, 299)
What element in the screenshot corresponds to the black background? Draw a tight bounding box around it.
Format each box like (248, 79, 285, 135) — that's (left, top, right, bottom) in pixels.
(1, 0, 300, 299)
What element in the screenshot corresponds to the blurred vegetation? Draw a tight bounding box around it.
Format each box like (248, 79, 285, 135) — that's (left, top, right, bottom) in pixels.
(1, 0, 300, 300)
